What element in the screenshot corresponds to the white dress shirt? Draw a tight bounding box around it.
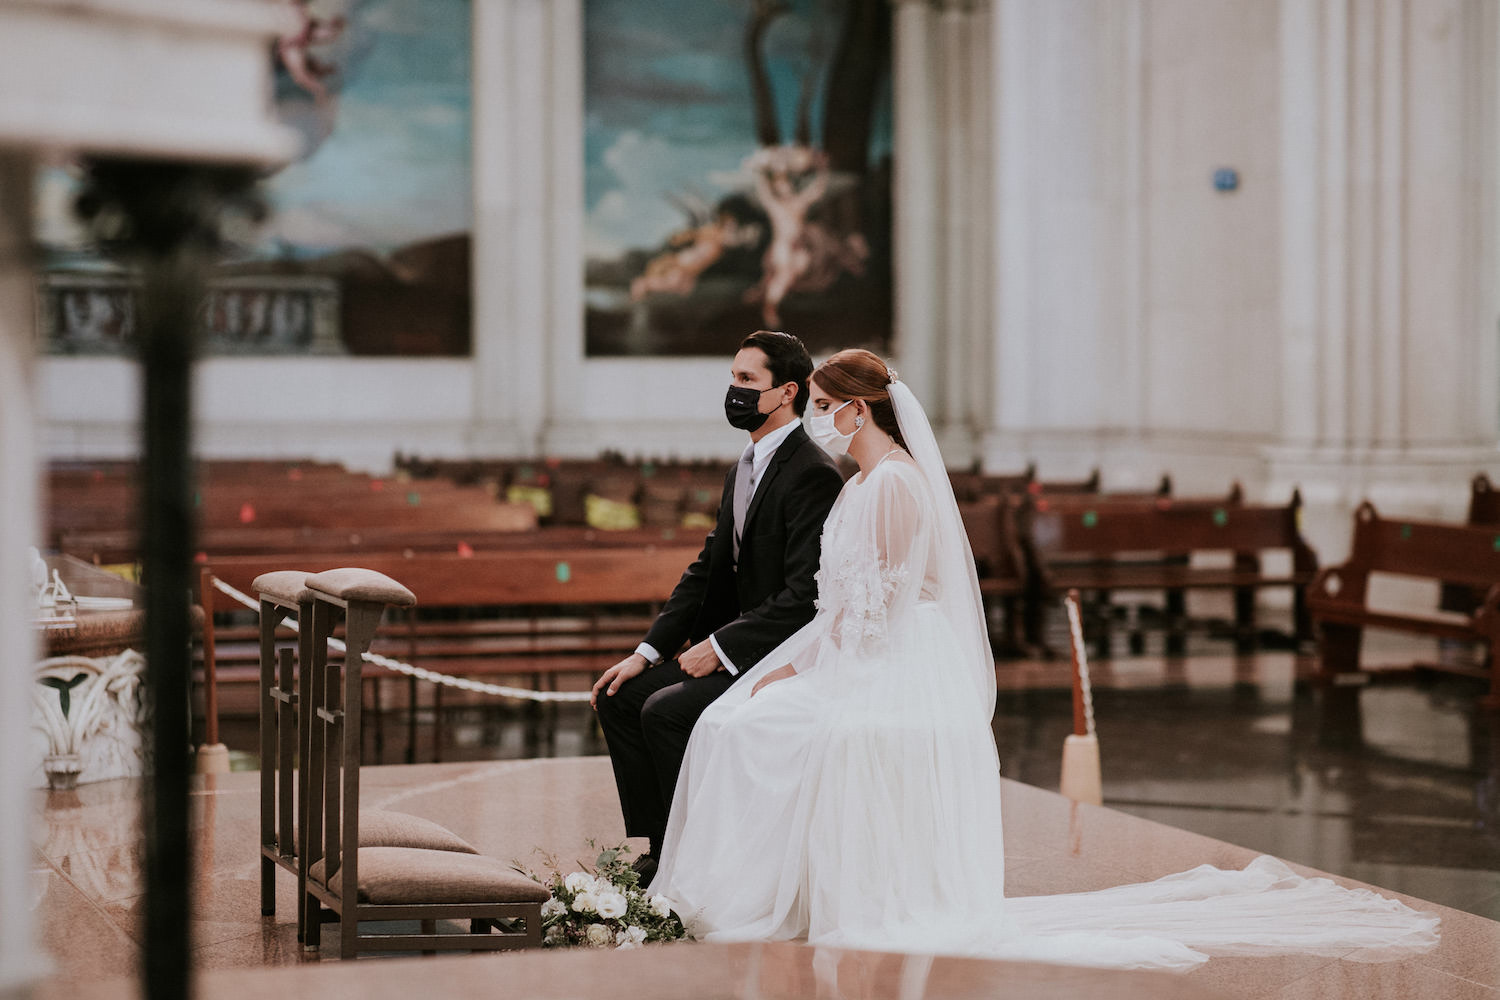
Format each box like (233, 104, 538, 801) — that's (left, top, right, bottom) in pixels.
(637, 418, 802, 676)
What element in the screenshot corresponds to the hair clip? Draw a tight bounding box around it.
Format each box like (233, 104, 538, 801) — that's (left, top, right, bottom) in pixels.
(886, 367, 900, 384)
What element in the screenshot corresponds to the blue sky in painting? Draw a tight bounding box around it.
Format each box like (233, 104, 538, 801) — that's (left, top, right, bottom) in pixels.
(35, 0, 471, 260)
(255, 0, 472, 256)
(584, 0, 892, 259)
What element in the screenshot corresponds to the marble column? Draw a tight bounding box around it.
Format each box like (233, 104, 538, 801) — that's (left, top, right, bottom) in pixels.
(985, 0, 1034, 464)
(1269, 0, 1500, 528)
(963, 1, 995, 446)
(934, 0, 984, 460)
(892, 0, 942, 407)
(896, 0, 992, 462)
(470, 0, 571, 455)
(0, 152, 45, 994)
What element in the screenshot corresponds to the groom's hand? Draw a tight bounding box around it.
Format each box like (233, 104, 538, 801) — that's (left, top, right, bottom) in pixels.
(591, 652, 647, 708)
(678, 639, 721, 678)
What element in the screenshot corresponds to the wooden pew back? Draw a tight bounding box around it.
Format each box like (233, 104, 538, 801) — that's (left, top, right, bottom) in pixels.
(1331, 502, 1500, 597)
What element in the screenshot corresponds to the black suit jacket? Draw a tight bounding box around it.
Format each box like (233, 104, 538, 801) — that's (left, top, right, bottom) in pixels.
(642, 423, 844, 678)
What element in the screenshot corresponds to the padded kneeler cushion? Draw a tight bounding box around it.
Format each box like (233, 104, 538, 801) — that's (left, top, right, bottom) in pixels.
(304, 567, 417, 607)
(252, 570, 317, 606)
(309, 847, 551, 905)
(359, 809, 478, 854)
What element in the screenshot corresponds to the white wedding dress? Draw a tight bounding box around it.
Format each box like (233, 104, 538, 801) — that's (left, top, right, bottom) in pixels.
(653, 382, 1440, 971)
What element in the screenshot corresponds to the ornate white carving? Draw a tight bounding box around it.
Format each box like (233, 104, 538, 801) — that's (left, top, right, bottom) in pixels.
(31, 651, 148, 790)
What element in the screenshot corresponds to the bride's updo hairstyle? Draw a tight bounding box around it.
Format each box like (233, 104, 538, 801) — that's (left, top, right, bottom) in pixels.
(811, 349, 907, 452)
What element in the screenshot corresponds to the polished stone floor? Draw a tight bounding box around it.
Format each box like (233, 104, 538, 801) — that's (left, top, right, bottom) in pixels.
(28, 756, 1500, 999)
(220, 621, 1500, 922)
(27, 601, 1500, 999)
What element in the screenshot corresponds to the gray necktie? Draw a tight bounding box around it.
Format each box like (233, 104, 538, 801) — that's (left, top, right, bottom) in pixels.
(732, 443, 755, 562)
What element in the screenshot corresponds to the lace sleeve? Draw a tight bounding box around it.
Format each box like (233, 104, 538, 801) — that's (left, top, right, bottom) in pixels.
(814, 462, 929, 649)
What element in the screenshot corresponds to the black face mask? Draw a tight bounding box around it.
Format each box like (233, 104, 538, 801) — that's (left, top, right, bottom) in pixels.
(724, 383, 788, 432)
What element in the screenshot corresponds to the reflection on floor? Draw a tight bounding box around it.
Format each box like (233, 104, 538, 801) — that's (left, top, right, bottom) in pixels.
(28, 604, 1500, 999)
(218, 626, 1500, 923)
(29, 757, 1500, 999)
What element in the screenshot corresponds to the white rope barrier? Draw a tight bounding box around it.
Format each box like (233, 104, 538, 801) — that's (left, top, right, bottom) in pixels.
(209, 576, 594, 704)
(1064, 594, 1097, 737)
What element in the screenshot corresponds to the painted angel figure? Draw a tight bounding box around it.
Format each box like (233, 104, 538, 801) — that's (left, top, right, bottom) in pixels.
(743, 146, 868, 327)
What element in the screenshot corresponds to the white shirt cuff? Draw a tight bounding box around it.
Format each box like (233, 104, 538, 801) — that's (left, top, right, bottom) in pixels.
(708, 633, 738, 676)
(635, 642, 662, 665)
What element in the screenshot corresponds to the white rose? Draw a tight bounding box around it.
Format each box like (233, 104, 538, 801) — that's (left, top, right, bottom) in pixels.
(595, 891, 628, 919)
(586, 923, 613, 947)
(571, 891, 596, 914)
(649, 894, 673, 919)
(564, 872, 594, 894)
(616, 926, 648, 949)
(541, 898, 566, 919)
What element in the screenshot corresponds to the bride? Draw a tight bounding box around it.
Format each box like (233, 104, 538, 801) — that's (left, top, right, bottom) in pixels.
(650, 348, 1440, 971)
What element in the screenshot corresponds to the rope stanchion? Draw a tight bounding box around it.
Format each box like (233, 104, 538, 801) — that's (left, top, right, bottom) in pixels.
(210, 576, 594, 705)
(1060, 589, 1103, 806)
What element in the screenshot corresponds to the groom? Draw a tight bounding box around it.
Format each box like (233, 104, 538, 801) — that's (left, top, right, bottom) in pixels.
(591, 330, 843, 883)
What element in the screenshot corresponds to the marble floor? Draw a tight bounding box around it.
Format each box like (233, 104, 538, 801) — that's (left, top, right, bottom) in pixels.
(28, 757, 1500, 999)
(26, 607, 1500, 999)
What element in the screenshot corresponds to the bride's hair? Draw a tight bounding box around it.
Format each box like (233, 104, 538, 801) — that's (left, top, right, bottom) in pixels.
(811, 349, 907, 451)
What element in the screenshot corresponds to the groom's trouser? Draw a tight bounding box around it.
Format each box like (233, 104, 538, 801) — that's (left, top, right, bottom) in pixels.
(595, 660, 736, 848)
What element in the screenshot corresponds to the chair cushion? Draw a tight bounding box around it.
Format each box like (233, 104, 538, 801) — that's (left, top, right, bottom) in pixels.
(252, 570, 316, 607)
(304, 568, 417, 608)
(360, 809, 477, 854)
(308, 847, 551, 905)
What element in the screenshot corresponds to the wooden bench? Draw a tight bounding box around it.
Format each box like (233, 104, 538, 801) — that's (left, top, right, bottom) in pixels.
(61, 522, 709, 566)
(1020, 487, 1315, 653)
(200, 543, 702, 760)
(1307, 501, 1500, 709)
(1440, 473, 1500, 614)
(46, 460, 535, 546)
(958, 495, 1033, 652)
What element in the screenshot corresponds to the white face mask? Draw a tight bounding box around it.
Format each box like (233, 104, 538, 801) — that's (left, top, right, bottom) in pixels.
(808, 399, 858, 457)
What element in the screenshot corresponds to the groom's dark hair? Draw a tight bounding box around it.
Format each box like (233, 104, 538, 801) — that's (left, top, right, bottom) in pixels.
(741, 330, 813, 416)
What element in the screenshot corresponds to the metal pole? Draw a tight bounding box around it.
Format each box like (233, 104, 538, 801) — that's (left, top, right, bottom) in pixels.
(139, 239, 199, 1000)
(76, 159, 263, 1000)
(201, 569, 219, 747)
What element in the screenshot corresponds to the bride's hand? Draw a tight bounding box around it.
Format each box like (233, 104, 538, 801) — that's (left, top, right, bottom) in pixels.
(751, 663, 796, 697)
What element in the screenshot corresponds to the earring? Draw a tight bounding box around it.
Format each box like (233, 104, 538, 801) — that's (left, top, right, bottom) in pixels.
(854, 415, 865, 430)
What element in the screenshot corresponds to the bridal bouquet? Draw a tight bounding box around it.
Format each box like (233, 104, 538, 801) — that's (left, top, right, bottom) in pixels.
(521, 844, 688, 949)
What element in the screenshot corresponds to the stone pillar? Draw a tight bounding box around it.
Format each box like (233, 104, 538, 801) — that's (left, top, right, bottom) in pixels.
(963, 0, 995, 445)
(930, 0, 989, 461)
(0, 152, 45, 994)
(470, 0, 567, 455)
(470, 0, 522, 450)
(1269, 0, 1500, 537)
(892, 0, 941, 406)
(985, 0, 1034, 465)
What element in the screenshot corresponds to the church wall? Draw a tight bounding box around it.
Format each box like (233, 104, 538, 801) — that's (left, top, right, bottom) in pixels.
(34, 0, 1500, 562)
(1139, 0, 1282, 441)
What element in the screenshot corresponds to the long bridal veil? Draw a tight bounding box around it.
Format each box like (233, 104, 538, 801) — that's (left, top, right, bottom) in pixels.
(654, 378, 1440, 971)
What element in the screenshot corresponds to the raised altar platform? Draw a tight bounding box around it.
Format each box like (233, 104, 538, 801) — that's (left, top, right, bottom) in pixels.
(26, 757, 1500, 1000)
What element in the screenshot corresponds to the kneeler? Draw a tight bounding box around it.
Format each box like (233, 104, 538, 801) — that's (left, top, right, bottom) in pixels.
(252, 571, 484, 944)
(299, 568, 547, 958)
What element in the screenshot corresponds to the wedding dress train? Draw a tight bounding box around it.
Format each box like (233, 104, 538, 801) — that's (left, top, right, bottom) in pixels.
(653, 382, 1439, 972)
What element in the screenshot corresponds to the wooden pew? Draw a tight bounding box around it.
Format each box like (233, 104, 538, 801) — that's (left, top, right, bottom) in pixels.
(1020, 487, 1315, 653)
(199, 545, 702, 759)
(1440, 473, 1500, 614)
(1308, 501, 1500, 709)
(61, 522, 703, 566)
(50, 470, 538, 556)
(958, 495, 1032, 652)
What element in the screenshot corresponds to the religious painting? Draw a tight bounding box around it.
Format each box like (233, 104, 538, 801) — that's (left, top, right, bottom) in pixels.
(33, 0, 473, 357)
(583, 0, 893, 357)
